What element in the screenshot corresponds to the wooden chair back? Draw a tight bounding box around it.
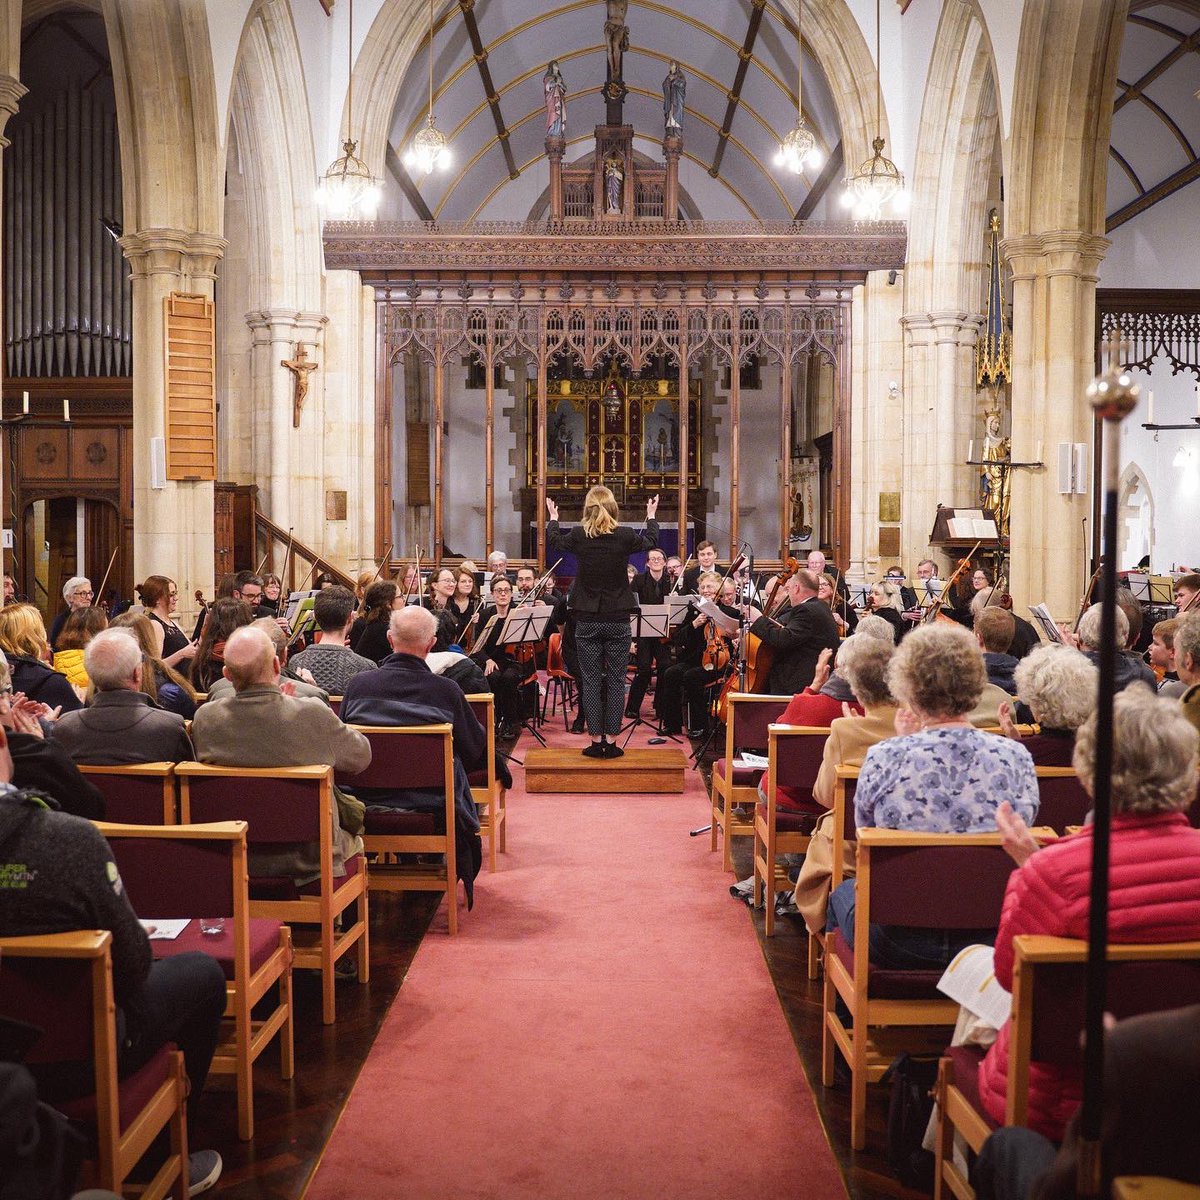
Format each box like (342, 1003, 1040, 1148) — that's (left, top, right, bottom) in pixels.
(725, 693, 792, 756)
(327, 695, 342, 717)
(1033, 767, 1091, 834)
(0, 930, 188, 1195)
(464, 693, 505, 870)
(767, 723, 829, 811)
(78, 762, 177, 825)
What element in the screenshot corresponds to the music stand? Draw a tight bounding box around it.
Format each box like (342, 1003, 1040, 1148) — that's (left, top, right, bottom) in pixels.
(1028, 602, 1066, 645)
(498, 603, 554, 747)
(619, 604, 680, 747)
(1149, 575, 1175, 604)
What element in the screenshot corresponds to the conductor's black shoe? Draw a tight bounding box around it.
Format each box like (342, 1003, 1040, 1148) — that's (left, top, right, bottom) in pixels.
(602, 742, 625, 759)
(582, 742, 608, 758)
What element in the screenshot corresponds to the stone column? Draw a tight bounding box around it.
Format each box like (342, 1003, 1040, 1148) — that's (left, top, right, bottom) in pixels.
(121, 228, 227, 604)
(546, 136, 564, 221)
(245, 307, 329, 543)
(663, 134, 681, 220)
(898, 307, 982, 572)
(1004, 231, 1108, 615)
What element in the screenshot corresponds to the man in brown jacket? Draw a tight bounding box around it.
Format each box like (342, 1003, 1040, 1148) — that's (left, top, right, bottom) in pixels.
(191, 626, 370, 885)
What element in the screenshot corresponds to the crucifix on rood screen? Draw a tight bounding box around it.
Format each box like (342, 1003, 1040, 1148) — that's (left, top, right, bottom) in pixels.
(606, 438, 622, 472)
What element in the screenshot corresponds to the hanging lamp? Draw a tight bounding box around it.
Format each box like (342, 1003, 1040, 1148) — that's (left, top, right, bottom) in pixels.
(774, 1, 823, 175)
(841, 0, 907, 219)
(403, 0, 452, 177)
(317, 0, 382, 219)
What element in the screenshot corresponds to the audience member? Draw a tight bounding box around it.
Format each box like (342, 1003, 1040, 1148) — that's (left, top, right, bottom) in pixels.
(206, 618, 327, 702)
(979, 686, 1200, 1143)
(1149, 616, 1186, 698)
(776, 642, 864, 730)
(288, 586, 376, 693)
(1177, 611, 1200, 734)
(51, 606, 107, 690)
(136, 575, 197, 670)
(0, 604, 81, 713)
(109, 611, 201, 718)
(973, 1004, 1200, 1200)
(191, 626, 368, 885)
(997, 643, 1095, 764)
(1076, 602, 1156, 691)
(52, 630, 193, 765)
(189, 597, 253, 692)
(0, 649, 104, 818)
(350, 580, 402, 664)
(1115, 584, 1147, 653)
(794, 637, 899, 933)
(0, 744, 226, 1194)
(827, 623, 1038, 969)
(47, 576, 92, 650)
(975, 606, 1018, 695)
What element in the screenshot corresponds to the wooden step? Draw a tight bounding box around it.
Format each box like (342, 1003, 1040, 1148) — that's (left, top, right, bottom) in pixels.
(523, 746, 688, 793)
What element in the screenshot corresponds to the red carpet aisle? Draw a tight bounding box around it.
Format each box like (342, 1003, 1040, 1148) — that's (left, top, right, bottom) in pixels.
(305, 722, 846, 1200)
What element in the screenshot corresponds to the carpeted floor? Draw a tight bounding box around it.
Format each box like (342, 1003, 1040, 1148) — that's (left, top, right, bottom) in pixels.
(304, 720, 846, 1200)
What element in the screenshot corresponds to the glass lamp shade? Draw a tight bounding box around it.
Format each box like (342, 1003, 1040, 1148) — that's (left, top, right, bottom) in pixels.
(403, 117, 453, 177)
(774, 117, 824, 174)
(316, 139, 382, 219)
(841, 136, 907, 220)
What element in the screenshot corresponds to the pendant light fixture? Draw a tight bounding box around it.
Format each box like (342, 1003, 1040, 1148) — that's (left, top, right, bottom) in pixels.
(774, 1, 823, 175)
(841, 0, 907, 220)
(317, 0, 382, 219)
(403, 0, 453, 177)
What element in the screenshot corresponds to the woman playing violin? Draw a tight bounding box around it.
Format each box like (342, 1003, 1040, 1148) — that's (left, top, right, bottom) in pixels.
(422, 566, 462, 651)
(470, 577, 527, 738)
(446, 566, 480, 645)
(864, 580, 906, 642)
(818, 571, 856, 636)
(657, 571, 739, 737)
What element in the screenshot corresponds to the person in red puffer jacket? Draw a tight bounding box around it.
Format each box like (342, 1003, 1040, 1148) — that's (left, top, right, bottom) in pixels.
(978, 684, 1200, 1141)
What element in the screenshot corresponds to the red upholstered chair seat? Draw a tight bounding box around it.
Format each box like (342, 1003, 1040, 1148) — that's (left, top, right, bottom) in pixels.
(944, 1044, 997, 1132)
(250, 851, 366, 902)
(755, 802, 818, 835)
(57, 1045, 174, 1136)
(465, 768, 487, 789)
(150, 918, 287, 979)
(830, 929, 946, 1000)
(362, 810, 438, 836)
(713, 758, 763, 788)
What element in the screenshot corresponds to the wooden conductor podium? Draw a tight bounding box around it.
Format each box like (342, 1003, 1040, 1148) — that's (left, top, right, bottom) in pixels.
(524, 747, 687, 794)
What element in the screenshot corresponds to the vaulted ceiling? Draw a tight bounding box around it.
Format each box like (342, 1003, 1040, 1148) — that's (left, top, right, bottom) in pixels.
(1107, 0, 1200, 231)
(385, 0, 843, 223)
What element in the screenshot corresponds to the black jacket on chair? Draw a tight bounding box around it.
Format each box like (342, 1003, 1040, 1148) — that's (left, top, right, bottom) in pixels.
(547, 520, 658, 618)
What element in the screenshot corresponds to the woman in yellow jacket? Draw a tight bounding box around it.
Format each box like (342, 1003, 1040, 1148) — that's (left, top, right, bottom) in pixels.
(52, 605, 107, 695)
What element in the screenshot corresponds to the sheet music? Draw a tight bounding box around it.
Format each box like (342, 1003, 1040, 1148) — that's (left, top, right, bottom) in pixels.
(1028, 602, 1065, 644)
(695, 597, 741, 636)
(629, 603, 670, 639)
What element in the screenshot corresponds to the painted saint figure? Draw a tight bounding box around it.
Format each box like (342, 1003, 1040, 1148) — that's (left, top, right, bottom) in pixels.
(980, 407, 1012, 538)
(663, 61, 686, 134)
(604, 154, 624, 214)
(604, 0, 629, 82)
(543, 61, 566, 137)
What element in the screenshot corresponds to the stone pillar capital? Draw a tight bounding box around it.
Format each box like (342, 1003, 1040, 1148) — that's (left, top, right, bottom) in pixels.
(119, 228, 227, 280)
(0, 74, 27, 143)
(900, 310, 983, 346)
(245, 308, 329, 344)
(1001, 230, 1110, 282)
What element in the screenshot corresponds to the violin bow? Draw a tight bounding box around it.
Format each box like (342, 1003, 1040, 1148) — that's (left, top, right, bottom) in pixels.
(279, 527, 295, 593)
(523, 559, 562, 606)
(370, 542, 394, 585)
(671, 555, 693, 594)
(95, 546, 119, 610)
(1073, 566, 1103, 631)
(925, 540, 982, 624)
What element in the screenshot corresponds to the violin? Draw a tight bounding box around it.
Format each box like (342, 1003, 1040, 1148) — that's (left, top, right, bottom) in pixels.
(702, 616, 731, 672)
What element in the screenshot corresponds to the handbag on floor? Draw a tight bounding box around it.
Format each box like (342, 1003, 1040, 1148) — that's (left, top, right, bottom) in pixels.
(882, 1052, 939, 1191)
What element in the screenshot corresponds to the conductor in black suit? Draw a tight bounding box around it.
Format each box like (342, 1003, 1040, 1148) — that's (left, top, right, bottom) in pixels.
(547, 487, 659, 758)
(747, 568, 841, 694)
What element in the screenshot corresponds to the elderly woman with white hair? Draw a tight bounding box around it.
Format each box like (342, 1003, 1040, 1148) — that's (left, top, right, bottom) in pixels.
(981, 686, 1200, 1142)
(47, 575, 93, 651)
(826, 623, 1039, 969)
(998, 643, 1097, 765)
(1075, 601, 1156, 692)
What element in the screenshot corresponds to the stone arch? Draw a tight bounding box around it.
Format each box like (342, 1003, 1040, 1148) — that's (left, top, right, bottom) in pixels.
(348, 0, 891, 192)
(1117, 462, 1153, 570)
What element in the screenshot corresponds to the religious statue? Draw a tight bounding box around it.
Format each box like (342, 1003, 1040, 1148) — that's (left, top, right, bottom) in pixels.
(604, 154, 624, 214)
(604, 0, 629, 82)
(980, 406, 1012, 538)
(281, 342, 318, 429)
(543, 61, 566, 138)
(663, 61, 686, 134)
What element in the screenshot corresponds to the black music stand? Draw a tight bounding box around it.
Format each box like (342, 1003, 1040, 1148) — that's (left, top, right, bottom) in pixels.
(498, 603, 554, 747)
(619, 604, 680, 747)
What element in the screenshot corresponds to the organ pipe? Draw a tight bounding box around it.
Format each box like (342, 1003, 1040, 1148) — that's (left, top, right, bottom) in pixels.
(3, 81, 130, 377)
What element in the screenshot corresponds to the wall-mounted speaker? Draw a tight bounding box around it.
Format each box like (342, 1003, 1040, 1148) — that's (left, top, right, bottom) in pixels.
(150, 437, 167, 489)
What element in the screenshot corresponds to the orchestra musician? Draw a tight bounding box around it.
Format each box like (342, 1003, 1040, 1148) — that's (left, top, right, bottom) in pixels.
(446, 566, 480, 645)
(884, 565, 918, 611)
(863, 580, 907, 642)
(818, 572, 856, 636)
(469, 576, 527, 739)
(423, 566, 463, 651)
(681, 540, 719, 593)
(747, 568, 840, 694)
(806, 550, 848, 601)
(1176, 573, 1200, 614)
(546, 487, 659, 758)
(625, 547, 672, 720)
(657, 571, 739, 737)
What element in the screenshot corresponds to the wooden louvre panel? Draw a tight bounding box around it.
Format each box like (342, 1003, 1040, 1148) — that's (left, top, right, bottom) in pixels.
(164, 292, 216, 481)
(407, 420, 431, 506)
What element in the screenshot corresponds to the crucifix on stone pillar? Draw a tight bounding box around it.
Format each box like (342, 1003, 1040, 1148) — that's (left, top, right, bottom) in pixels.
(281, 342, 318, 428)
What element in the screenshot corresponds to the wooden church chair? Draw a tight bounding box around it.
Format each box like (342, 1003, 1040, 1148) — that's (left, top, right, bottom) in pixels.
(1033, 766, 1091, 834)
(806, 764, 861, 980)
(466, 692, 506, 870)
(78, 761, 178, 824)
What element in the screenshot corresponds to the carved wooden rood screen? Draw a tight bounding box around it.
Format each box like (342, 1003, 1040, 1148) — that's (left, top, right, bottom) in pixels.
(323, 219, 907, 569)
